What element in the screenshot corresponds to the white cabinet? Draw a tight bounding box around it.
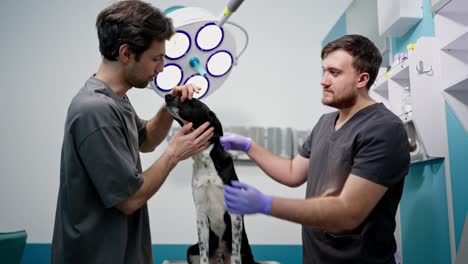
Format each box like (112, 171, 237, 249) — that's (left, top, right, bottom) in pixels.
(371, 61, 410, 118)
(346, 0, 390, 65)
(377, 0, 423, 37)
(370, 37, 449, 162)
(409, 37, 448, 159)
(431, 0, 452, 13)
(435, 0, 468, 133)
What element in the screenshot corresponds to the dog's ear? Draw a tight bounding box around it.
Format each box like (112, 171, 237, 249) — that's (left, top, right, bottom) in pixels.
(208, 111, 223, 137)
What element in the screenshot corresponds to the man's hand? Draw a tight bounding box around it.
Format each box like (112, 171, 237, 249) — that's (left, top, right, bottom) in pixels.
(166, 122, 214, 163)
(171, 84, 200, 102)
(220, 132, 252, 152)
(224, 181, 273, 215)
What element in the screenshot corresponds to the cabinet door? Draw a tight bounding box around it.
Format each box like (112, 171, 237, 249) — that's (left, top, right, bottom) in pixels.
(377, 0, 423, 37)
(431, 0, 452, 13)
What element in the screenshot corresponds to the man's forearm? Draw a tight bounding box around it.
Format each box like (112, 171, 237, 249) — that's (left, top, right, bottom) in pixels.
(247, 142, 303, 187)
(140, 105, 174, 152)
(270, 196, 361, 231)
(137, 150, 179, 202)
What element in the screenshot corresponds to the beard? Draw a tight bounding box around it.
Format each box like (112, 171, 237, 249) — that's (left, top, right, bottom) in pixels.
(127, 71, 151, 89)
(126, 62, 152, 89)
(322, 88, 357, 109)
(131, 80, 150, 89)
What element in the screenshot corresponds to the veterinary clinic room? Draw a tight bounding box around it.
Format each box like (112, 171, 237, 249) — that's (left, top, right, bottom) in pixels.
(1, 0, 468, 263)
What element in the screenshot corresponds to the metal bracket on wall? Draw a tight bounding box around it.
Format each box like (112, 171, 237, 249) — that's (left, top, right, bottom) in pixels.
(416, 60, 433, 75)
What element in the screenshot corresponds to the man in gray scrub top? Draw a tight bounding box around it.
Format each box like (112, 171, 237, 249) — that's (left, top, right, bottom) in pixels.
(51, 1, 214, 263)
(220, 35, 410, 264)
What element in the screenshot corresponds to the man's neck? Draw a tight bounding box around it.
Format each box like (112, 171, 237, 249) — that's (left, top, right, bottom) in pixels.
(95, 61, 131, 97)
(336, 96, 376, 130)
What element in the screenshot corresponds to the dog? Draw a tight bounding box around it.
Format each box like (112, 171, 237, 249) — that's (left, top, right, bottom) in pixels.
(165, 94, 257, 264)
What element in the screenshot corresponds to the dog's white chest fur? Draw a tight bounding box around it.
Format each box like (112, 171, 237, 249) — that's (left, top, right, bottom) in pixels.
(192, 146, 226, 237)
(191, 145, 243, 264)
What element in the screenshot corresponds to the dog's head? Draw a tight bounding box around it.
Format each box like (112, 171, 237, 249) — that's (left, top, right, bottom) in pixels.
(165, 94, 223, 140)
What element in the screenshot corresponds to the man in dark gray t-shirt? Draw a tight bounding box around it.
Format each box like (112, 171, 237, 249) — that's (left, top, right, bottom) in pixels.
(220, 34, 410, 263)
(298, 103, 408, 263)
(52, 1, 214, 263)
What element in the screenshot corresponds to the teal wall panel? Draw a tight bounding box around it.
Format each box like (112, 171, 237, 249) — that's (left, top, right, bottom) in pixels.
(321, 13, 347, 47)
(250, 245, 302, 264)
(400, 159, 451, 264)
(22, 244, 49, 264)
(391, 0, 435, 56)
(153, 244, 189, 263)
(446, 103, 468, 250)
(21, 243, 302, 264)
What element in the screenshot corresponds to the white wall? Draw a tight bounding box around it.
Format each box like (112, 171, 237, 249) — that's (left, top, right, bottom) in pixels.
(0, 0, 351, 244)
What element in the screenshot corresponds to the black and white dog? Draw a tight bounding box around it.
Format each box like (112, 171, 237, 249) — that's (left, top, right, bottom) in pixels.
(165, 94, 257, 264)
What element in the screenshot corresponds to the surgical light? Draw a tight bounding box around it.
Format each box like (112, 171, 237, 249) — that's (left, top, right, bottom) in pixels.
(149, 4, 248, 100)
(217, 0, 245, 27)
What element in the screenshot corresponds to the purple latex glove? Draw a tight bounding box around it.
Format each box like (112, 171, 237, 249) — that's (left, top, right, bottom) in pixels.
(220, 132, 252, 151)
(220, 132, 252, 152)
(224, 181, 273, 215)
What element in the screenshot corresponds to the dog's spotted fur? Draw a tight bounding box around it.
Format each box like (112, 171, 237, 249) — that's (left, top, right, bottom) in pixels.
(165, 94, 256, 264)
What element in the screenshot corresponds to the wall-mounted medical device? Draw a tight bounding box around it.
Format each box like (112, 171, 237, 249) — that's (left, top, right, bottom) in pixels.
(149, 0, 247, 100)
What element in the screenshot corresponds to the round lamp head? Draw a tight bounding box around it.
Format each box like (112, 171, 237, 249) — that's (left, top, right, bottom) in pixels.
(150, 7, 237, 100)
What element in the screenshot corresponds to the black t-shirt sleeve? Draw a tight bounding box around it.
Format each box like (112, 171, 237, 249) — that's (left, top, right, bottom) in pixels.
(299, 132, 313, 159)
(351, 122, 410, 187)
(299, 115, 325, 159)
(77, 126, 143, 208)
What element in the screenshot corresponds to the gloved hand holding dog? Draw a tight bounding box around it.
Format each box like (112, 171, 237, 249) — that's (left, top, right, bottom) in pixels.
(220, 132, 252, 152)
(224, 181, 273, 215)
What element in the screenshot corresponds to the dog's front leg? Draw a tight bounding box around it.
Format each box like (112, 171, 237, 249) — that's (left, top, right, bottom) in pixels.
(230, 213, 243, 264)
(196, 212, 210, 264)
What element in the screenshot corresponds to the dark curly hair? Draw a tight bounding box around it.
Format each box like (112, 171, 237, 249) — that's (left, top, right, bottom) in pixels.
(321, 35, 382, 89)
(96, 0, 174, 61)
